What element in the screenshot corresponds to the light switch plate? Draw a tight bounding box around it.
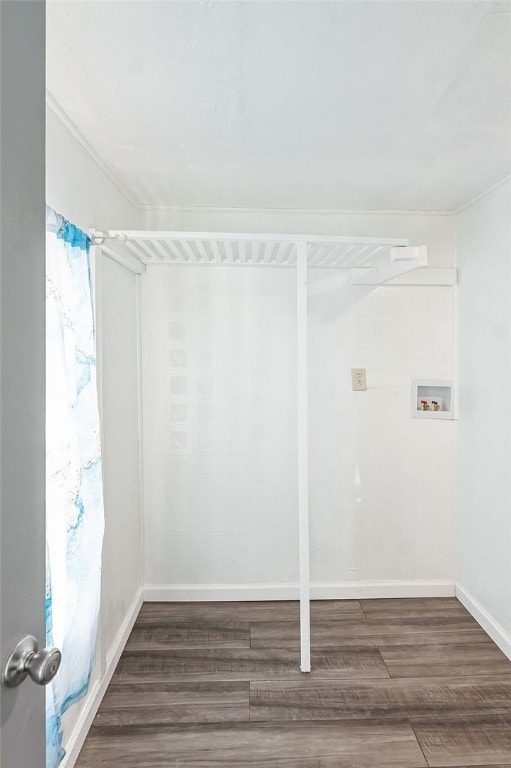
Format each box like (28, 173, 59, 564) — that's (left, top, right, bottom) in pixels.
(351, 368, 367, 391)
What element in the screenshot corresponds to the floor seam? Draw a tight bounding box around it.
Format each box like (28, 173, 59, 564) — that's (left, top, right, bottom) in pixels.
(408, 718, 431, 767)
(359, 600, 369, 620)
(375, 644, 393, 679)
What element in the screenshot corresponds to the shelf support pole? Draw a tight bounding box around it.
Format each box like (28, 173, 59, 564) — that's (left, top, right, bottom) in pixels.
(297, 241, 311, 673)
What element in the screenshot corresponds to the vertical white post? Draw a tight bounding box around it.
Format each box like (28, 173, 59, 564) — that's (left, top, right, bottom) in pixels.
(135, 274, 146, 588)
(92, 246, 106, 680)
(297, 242, 311, 673)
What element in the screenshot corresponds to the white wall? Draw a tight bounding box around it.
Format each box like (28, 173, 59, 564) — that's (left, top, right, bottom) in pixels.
(141, 209, 456, 598)
(456, 178, 511, 654)
(308, 277, 454, 589)
(96, 254, 143, 657)
(46, 106, 141, 763)
(141, 266, 299, 593)
(46, 106, 137, 232)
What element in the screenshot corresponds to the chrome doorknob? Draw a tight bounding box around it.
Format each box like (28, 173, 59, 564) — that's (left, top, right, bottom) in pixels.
(3, 635, 61, 688)
(27, 646, 62, 685)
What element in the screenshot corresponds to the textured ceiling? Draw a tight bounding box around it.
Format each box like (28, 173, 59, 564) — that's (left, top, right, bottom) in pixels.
(46, 0, 511, 211)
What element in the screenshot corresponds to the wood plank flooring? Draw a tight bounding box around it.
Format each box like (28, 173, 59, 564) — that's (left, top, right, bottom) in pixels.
(76, 598, 511, 767)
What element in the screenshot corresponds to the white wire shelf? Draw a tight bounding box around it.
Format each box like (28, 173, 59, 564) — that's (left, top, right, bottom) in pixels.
(95, 230, 406, 267)
(91, 229, 434, 283)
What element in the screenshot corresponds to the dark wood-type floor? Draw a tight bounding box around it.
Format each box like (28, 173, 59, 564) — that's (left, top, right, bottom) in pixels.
(77, 598, 511, 767)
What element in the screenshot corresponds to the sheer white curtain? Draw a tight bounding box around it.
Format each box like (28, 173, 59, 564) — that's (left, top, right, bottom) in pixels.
(46, 215, 105, 768)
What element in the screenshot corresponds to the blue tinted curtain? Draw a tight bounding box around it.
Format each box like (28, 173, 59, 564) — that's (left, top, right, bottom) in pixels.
(46, 218, 105, 768)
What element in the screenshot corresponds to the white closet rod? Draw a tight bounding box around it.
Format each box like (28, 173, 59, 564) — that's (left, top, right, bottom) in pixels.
(90, 228, 145, 275)
(100, 229, 409, 247)
(46, 210, 142, 275)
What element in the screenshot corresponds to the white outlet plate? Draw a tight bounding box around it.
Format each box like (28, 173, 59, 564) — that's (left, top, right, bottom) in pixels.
(351, 368, 367, 391)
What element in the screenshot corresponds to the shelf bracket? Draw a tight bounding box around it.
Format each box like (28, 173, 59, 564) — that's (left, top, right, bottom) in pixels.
(351, 245, 427, 285)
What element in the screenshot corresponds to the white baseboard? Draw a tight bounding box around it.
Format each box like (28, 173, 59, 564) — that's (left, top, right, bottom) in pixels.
(61, 587, 144, 768)
(143, 580, 455, 602)
(456, 585, 511, 661)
